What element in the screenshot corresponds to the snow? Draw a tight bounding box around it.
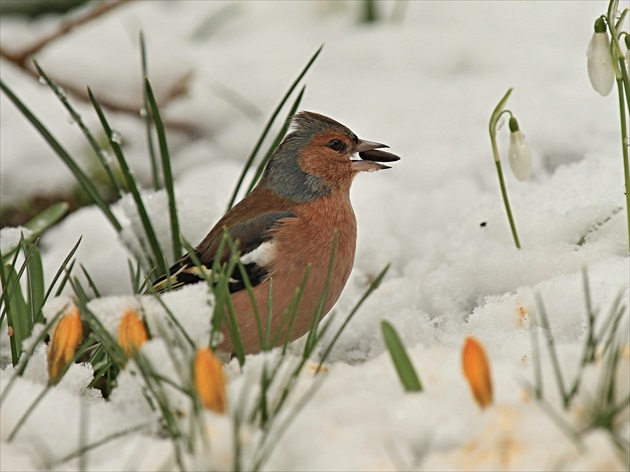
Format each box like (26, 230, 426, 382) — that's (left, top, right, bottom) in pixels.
(0, 226, 32, 254)
(1, 1, 628, 471)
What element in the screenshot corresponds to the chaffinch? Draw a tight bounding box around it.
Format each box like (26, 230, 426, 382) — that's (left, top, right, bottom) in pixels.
(152, 111, 399, 354)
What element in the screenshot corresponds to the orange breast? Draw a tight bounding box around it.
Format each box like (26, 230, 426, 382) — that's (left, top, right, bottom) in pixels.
(221, 194, 357, 354)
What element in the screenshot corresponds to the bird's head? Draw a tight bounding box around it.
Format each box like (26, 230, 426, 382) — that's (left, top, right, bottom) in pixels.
(261, 111, 400, 202)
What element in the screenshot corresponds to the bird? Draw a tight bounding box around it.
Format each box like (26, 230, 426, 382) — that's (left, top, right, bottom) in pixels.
(152, 111, 400, 354)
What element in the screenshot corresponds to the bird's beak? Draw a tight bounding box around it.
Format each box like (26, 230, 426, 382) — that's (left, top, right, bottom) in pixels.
(351, 139, 401, 172)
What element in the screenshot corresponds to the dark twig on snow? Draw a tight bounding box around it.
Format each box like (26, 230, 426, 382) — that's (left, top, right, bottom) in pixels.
(0, 0, 199, 134)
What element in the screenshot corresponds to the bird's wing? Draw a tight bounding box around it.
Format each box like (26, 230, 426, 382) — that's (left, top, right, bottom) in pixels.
(151, 210, 296, 294)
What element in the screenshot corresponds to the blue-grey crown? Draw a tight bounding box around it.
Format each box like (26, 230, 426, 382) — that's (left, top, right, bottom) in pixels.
(260, 111, 355, 202)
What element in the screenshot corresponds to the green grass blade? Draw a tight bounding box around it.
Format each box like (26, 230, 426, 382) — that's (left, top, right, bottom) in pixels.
(24, 201, 69, 235)
(264, 278, 274, 350)
(54, 259, 76, 297)
(80, 264, 101, 299)
(226, 239, 263, 350)
(7, 384, 54, 442)
(69, 277, 127, 368)
(144, 291, 195, 350)
(3, 263, 29, 365)
(2, 203, 69, 264)
(489, 87, 514, 132)
(139, 32, 161, 190)
(303, 231, 338, 357)
(245, 85, 306, 194)
(145, 78, 181, 260)
(317, 264, 390, 371)
(127, 258, 143, 295)
(535, 293, 568, 408)
(273, 266, 310, 353)
(0, 236, 33, 322)
(177, 237, 234, 351)
(88, 87, 166, 276)
(26, 243, 45, 326)
(55, 424, 149, 467)
(220, 255, 246, 365)
(0, 306, 66, 408)
(33, 62, 122, 198)
(226, 45, 323, 211)
(252, 374, 326, 471)
(361, 0, 379, 23)
(381, 320, 423, 392)
(11, 305, 67, 381)
(44, 236, 83, 303)
(530, 319, 544, 400)
(0, 79, 122, 231)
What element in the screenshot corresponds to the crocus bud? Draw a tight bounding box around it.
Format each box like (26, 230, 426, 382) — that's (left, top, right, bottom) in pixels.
(47, 306, 83, 383)
(118, 309, 148, 358)
(587, 18, 614, 96)
(462, 336, 493, 409)
(508, 117, 532, 181)
(194, 347, 227, 413)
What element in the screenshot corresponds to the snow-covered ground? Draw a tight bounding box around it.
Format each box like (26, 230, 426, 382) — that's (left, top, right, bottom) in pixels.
(1, 1, 628, 470)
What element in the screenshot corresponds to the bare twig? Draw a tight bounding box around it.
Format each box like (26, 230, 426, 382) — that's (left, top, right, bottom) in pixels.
(2, 1, 130, 67)
(0, 0, 199, 134)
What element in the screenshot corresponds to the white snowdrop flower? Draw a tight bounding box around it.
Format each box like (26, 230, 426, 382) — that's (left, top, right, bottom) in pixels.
(587, 18, 614, 97)
(508, 117, 532, 182)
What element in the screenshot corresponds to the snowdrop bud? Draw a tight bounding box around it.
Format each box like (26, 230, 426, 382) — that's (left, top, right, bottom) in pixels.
(508, 117, 532, 181)
(587, 18, 614, 96)
(118, 309, 148, 358)
(462, 337, 493, 409)
(47, 306, 83, 383)
(194, 347, 227, 413)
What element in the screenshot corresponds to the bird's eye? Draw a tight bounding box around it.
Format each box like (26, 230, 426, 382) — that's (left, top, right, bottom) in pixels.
(327, 139, 345, 153)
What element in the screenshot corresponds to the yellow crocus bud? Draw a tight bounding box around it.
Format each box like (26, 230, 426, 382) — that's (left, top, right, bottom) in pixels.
(118, 309, 148, 358)
(47, 306, 83, 383)
(462, 336, 493, 409)
(194, 347, 227, 413)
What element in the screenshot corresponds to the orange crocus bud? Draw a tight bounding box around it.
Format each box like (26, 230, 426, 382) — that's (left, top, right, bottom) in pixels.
(47, 306, 83, 383)
(118, 309, 148, 357)
(194, 347, 227, 413)
(462, 336, 493, 409)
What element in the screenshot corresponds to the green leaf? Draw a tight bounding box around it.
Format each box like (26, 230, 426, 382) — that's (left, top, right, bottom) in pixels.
(88, 87, 166, 276)
(303, 231, 338, 357)
(489, 87, 513, 134)
(0, 79, 121, 232)
(139, 31, 161, 190)
(33, 62, 122, 198)
(381, 320, 423, 392)
(226, 45, 323, 211)
(317, 264, 390, 371)
(24, 202, 69, 235)
(43, 237, 81, 303)
(245, 85, 306, 194)
(3, 263, 30, 365)
(145, 78, 181, 261)
(26, 244, 45, 325)
(1, 203, 69, 264)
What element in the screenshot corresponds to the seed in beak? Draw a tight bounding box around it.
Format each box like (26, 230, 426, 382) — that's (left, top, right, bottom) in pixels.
(358, 149, 401, 162)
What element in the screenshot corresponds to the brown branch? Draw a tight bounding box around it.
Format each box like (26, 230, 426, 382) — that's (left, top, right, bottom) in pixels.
(0, 0, 201, 135)
(6, 1, 131, 68)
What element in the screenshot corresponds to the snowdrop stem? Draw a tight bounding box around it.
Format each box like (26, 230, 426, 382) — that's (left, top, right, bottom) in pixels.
(615, 79, 630, 252)
(494, 160, 521, 249)
(604, 6, 630, 108)
(601, 1, 630, 250)
(489, 89, 521, 249)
